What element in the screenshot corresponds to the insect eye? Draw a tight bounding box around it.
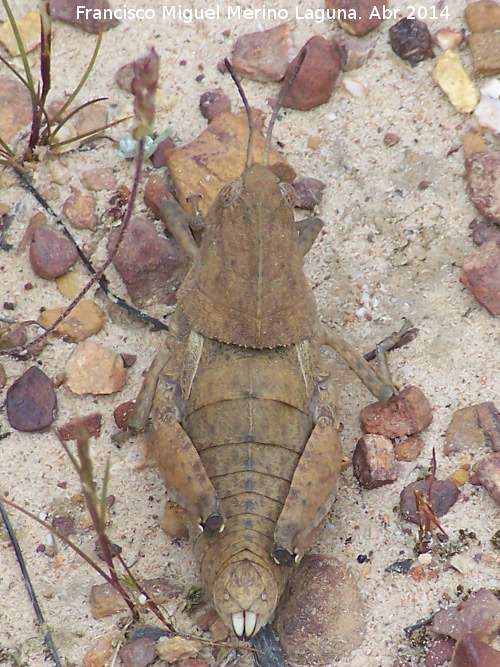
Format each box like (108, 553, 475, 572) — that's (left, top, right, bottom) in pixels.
(279, 182, 296, 207)
(218, 180, 243, 208)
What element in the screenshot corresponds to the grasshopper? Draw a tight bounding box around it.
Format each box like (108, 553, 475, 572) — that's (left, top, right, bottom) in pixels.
(129, 55, 398, 641)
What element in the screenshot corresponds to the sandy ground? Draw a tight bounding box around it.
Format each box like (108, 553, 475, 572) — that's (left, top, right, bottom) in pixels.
(1, 0, 500, 665)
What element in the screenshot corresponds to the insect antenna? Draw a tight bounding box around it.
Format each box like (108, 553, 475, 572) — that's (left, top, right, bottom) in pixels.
(224, 58, 255, 169)
(264, 47, 307, 166)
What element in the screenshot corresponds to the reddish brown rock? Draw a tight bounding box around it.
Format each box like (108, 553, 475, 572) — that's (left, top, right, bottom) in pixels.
(394, 434, 425, 462)
(460, 240, 500, 316)
(82, 637, 113, 667)
(292, 178, 325, 210)
(119, 637, 156, 667)
(400, 479, 460, 524)
(463, 132, 488, 160)
(360, 386, 433, 438)
(143, 174, 176, 219)
(466, 152, 500, 224)
(280, 36, 341, 111)
(478, 402, 500, 451)
(120, 354, 137, 368)
(425, 637, 456, 667)
(465, 0, 500, 33)
(326, 0, 385, 36)
(199, 89, 231, 122)
(432, 589, 500, 643)
(114, 401, 135, 429)
(468, 31, 500, 75)
(63, 187, 98, 230)
(384, 132, 401, 147)
(352, 434, 398, 489)
(473, 451, 500, 503)
(150, 136, 176, 168)
(473, 223, 500, 246)
(65, 341, 126, 395)
(108, 217, 189, 307)
(58, 413, 102, 440)
(51, 0, 119, 32)
(275, 555, 365, 663)
(52, 515, 76, 537)
(81, 168, 117, 192)
(451, 633, 500, 666)
(115, 61, 135, 92)
(0, 77, 32, 142)
(231, 23, 293, 82)
(389, 18, 435, 64)
(6, 367, 57, 432)
(29, 226, 78, 280)
(445, 405, 487, 455)
(332, 33, 374, 71)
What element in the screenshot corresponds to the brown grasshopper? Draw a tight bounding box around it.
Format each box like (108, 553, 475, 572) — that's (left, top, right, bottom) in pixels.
(129, 56, 398, 641)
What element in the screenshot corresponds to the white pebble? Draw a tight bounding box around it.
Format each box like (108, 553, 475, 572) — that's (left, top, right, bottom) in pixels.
(480, 78, 500, 100)
(342, 75, 365, 98)
(418, 552, 432, 565)
(474, 95, 500, 135)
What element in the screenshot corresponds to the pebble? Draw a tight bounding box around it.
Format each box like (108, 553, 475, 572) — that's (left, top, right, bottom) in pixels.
(151, 136, 176, 168)
(56, 271, 85, 299)
(394, 434, 425, 462)
(29, 226, 78, 280)
(389, 18, 435, 64)
(468, 32, 500, 75)
(58, 413, 102, 440)
(432, 588, 500, 642)
(280, 36, 341, 111)
(400, 478, 460, 524)
(199, 89, 231, 122)
(472, 451, 500, 503)
(51, 0, 119, 33)
(114, 400, 136, 429)
(0, 11, 40, 56)
(449, 468, 470, 487)
(81, 168, 117, 192)
(425, 637, 456, 667)
(360, 386, 433, 438)
(466, 152, 500, 223)
(474, 94, 500, 135)
(209, 618, 229, 642)
(478, 402, 500, 450)
(385, 558, 413, 574)
(121, 353, 137, 368)
(473, 223, 500, 245)
(465, 0, 500, 33)
(452, 633, 500, 666)
(384, 132, 401, 147)
(231, 23, 294, 82)
(119, 637, 156, 667)
(292, 178, 325, 210)
(326, 0, 385, 36)
(52, 515, 76, 537)
(332, 33, 374, 71)
(6, 367, 57, 432)
(432, 51, 480, 114)
(444, 404, 488, 455)
(463, 132, 488, 160)
(108, 216, 189, 307)
(0, 77, 33, 142)
(143, 174, 176, 219)
(63, 188, 98, 230)
(90, 582, 129, 618)
(460, 240, 500, 316)
(115, 61, 136, 92)
(82, 636, 113, 667)
(160, 501, 189, 540)
(65, 341, 126, 395)
(130, 627, 169, 642)
(352, 434, 398, 489)
(196, 608, 218, 631)
(275, 554, 365, 663)
(156, 637, 199, 662)
(433, 28, 465, 51)
(38, 300, 106, 343)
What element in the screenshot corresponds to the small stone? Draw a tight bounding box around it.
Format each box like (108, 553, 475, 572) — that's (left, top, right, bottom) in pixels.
(452, 633, 500, 666)
(384, 132, 401, 147)
(74, 103, 108, 140)
(473, 451, 500, 503)
(275, 555, 365, 663)
(478, 402, 500, 451)
(6, 367, 57, 432)
(56, 271, 85, 299)
(394, 435, 425, 462)
(360, 386, 433, 438)
(90, 583, 129, 619)
(332, 33, 374, 71)
(115, 61, 135, 92)
(0, 323, 27, 352)
(466, 152, 500, 223)
(400, 479, 460, 524)
(108, 217, 189, 308)
(385, 558, 414, 574)
(209, 618, 229, 642)
(38, 300, 106, 343)
(51, 0, 119, 32)
(130, 627, 170, 642)
(196, 608, 219, 631)
(65, 341, 126, 395)
(121, 354, 137, 368)
(432, 51, 480, 114)
(58, 413, 102, 440)
(444, 405, 487, 455)
(160, 502, 189, 540)
(465, 0, 500, 33)
(199, 89, 231, 122)
(469, 32, 500, 76)
(156, 637, 199, 662)
(326, 0, 385, 36)
(0, 364, 6, 391)
(119, 637, 156, 667)
(425, 637, 456, 667)
(342, 76, 365, 97)
(292, 178, 326, 210)
(150, 136, 176, 168)
(433, 29, 465, 51)
(0, 11, 40, 56)
(449, 468, 470, 487)
(231, 23, 294, 83)
(63, 187, 98, 230)
(352, 434, 398, 489)
(82, 636, 113, 667)
(389, 18, 435, 64)
(474, 95, 500, 136)
(460, 240, 500, 316)
(81, 168, 117, 192)
(280, 36, 341, 111)
(52, 515, 75, 537)
(0, 77, 32, 142)
(29, 226, 78, 280)
(308, 136, 322, 149)
(17, 212, 47, 254)
(113, 401, 135, 429)
(143, 174, 176, 219)
(463, 132, 488, 160)
(432, 588, 500, 643)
